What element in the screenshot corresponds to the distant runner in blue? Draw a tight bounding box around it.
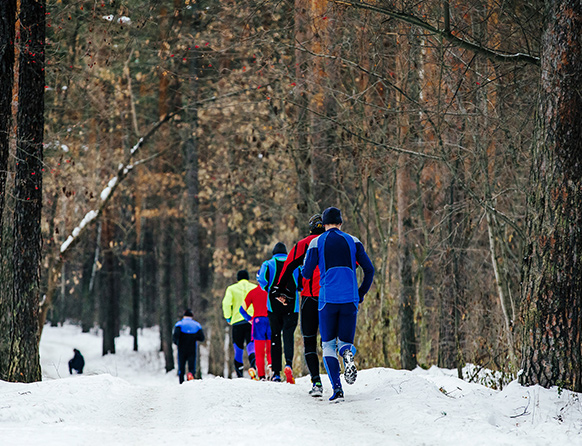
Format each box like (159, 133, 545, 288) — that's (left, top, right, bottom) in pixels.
(173, 309, 205, 384)
(302, 207, 374, 402)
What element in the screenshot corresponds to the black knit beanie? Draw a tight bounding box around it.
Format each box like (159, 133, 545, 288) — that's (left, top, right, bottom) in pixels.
(322, 207, 343, 225)
(237, 270, 250, 281)
(272, 242, 287, 255)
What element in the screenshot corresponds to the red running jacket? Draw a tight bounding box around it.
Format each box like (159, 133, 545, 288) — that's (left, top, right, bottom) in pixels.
(277, 234, 321, 298)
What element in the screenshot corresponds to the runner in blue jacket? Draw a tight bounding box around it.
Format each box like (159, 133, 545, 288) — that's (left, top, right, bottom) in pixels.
(302, 207, 374, 401)
(173, 309, 205, 383)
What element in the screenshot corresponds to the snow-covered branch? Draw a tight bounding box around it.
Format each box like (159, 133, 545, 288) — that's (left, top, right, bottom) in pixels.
(57, 112, 174, 258)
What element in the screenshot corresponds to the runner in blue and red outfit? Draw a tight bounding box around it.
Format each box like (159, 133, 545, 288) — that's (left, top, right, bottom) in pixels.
(273, 214, 325, 396)
(302, 207, 374, 401)
(240, 285, 272, 380)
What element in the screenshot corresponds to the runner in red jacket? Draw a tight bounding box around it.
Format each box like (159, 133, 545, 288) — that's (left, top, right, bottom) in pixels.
(273, 214, 325, 396)
(240, 285, 272, 380)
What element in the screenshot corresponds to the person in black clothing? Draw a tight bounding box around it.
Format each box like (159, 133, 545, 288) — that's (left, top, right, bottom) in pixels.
(273, 214, 325, 396)
(69, 348, 85, 374)
(257, 242, 298, 383)
(173, 309, 205, 383)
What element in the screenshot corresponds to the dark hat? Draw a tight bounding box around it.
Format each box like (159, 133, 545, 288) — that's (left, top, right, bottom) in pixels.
(184, 309, 194, 317)
(308, 214, 324, 235)
(322, 207, 343, 225)
(237, 270, 250, 281)
(272, 242, 287, 255)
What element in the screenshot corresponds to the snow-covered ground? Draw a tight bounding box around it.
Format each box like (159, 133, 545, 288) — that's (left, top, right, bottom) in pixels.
(1, 324, 581, 446)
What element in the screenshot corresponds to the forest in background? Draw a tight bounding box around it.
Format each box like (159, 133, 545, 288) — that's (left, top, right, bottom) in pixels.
(2, 0, 579, 390)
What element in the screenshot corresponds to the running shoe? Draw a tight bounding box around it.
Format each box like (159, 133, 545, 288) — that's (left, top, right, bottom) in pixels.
(329, 387, 344, 402)
(284, 365, 295, 384)
(272, 374, 281, 382)
(248, 367, 259, 381)
(309, 382, 323, 397)
(342, 349, 357, 385)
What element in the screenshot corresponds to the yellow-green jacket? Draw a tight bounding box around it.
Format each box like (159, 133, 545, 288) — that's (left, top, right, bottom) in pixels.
(222, 279, 255, 325)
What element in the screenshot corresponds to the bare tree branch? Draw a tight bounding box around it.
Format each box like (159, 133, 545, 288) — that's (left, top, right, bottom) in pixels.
(330, 0, 540, 66)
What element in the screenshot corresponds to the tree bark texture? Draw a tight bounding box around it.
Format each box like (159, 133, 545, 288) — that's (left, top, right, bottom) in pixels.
(185, 135, 203, 316)
(0, 0, 15, 240)
(293, 0, 316, 217)
(0, 0, 16, 382)
(438, 173, 465, 371)
(142, 223, 158, 327)
(397, 25, 420, 371)
(8, 0, 45, 383)
(294, 0, 338, 214)
(101, 212, 119, 355)
(208, 207, 230, 377)
(159, 218, 175, 373)
(184, 2, 204, 319)
(520, 0, 582, 392)
(397, 155, 417, 370)
(130, 250, 140, 352)
(81, 225, 100, 333)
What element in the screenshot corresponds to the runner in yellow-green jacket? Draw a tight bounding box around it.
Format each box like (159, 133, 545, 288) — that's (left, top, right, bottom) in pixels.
(222, 270, 257, 378)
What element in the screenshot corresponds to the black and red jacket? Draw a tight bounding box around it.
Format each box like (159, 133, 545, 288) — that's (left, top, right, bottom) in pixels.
(277, 234, 321, 298)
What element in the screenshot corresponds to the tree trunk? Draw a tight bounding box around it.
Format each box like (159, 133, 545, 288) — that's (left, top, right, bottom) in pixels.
(438, 169, 465, 373)
(142, 221, 158, 327)
(0, 0, 16, 382)
(81, 224, 100, 333)
(293, 0, 339, 217)
(7, 0, 45, 383)
(0, 0, 15, 241)
(209, 207, 230, 377)
(520, 0, 582, 392)
(293, 0, 316, 218)
(397, 155, 417, 370)
(101, 211, 119, 355)
(184, 136, 203, 314)
(397, 25, 420, 371)
(183, 0, 204, 320)
(159, 217, 175, 373)
(130, 238, 140, 352)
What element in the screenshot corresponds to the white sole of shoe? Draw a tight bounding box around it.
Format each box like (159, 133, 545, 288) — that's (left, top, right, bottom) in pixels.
(343, 351, 357, 385)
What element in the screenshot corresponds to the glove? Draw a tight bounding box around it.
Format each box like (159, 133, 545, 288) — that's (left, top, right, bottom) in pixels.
(271, 285, 282, 298)
(226, 318, 231, 324)
(358, 289, 365, 304)
(273, 284, 294, 299)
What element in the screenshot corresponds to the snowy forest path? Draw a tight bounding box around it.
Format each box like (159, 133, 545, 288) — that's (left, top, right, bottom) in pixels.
(96, 377, 395, 445)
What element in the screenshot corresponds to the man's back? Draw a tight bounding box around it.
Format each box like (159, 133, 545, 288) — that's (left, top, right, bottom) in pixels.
(223, 279, 256, 324)
(303, 227, 374, 306)
(173, 318, 205, 353)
